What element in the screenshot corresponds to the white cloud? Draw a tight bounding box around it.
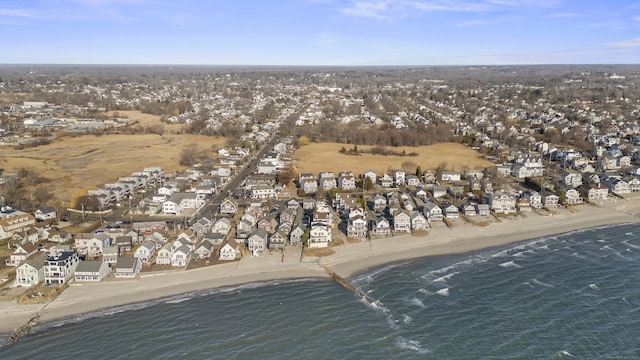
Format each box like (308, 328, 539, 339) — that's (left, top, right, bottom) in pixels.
(316, 33, 344, 47)
(0, 7, 34, 17)
(338, 0, 560, 18)
(609, 37, 640, 48)
(340, 1, 391, 19)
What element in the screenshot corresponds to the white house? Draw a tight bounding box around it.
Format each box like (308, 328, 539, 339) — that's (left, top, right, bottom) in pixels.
(134, 240, 156, 264)
(74, 260, 110, 282)
(219, 239, 240, 261)
(114, 257, 142, 278)
(156, 243, 172, 265)
(12, 254, 45, 288)
(489, 191, 517, 214)
(44, 251, 80, 285)
(308, 223, 331, 248)
(171, 245, 192, 267)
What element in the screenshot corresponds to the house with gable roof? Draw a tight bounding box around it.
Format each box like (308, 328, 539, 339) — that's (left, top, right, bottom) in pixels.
(12, 254, 46, 288)
(219, 239, 240, 261)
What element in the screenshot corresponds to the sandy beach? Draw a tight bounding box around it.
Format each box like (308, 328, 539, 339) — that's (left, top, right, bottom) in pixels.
(1, 200, 639, 335)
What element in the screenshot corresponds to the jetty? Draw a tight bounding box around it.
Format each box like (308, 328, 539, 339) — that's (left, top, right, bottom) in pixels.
(321, 265, 372, 304)
(5, 313, 40, 346)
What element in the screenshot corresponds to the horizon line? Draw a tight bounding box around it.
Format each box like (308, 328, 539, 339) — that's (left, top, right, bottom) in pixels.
(1, 63, 639, 68)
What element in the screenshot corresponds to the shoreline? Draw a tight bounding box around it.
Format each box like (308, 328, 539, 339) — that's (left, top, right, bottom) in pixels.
(1, 202, 639, 336)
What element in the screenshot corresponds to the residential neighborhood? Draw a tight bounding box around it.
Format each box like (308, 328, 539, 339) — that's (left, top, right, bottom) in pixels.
(1, 64, 640, 316)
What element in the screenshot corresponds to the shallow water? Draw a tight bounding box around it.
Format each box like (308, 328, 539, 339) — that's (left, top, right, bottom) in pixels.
(2, 223, 640, 359)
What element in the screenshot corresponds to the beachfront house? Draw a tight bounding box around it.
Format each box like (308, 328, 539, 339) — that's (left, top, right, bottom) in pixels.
(541, 191, 561, 208)
(219, 240, 240, 261)
(489, 191, 517, 214)
(156, 243, 172, 265)
(582, 183, 608, 202)
(114, 257, 142, 278)
(74, 260, 110, 282)
(393, 209, 411, 233)
(476, 204, 491, 216)
(269, 230, 288, 250)
(562, 188, 584, 205)
(247, 229, 268, 254)
(370, 216, 391, 236)
(12, 254, 45, 288)
(171, 245, 192, 267)
(516, 198, 532, 212)
(461, 204, 477, 217)
(524, 190, 543, 209)
(442, 204, 459, 219)
(410, 211, 428, 231)
(308, 224, 331, 248)
(194, 240, 214, 260)
(44, 251, 80, 285)
(423, 201, 443, 221)
(347, 215, 368, 240)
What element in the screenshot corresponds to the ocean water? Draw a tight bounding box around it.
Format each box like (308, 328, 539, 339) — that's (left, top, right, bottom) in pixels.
(2, 223, 640, 359)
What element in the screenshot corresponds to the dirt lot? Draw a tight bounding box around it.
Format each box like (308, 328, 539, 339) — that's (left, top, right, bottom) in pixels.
(292, 142, 494, 175)
(0, 129, 227, 206)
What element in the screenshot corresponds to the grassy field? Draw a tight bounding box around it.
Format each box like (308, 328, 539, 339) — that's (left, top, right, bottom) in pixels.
(292, 142, 494, 176)
(0, 130, 227, 206)
(107, 110, 186, 134)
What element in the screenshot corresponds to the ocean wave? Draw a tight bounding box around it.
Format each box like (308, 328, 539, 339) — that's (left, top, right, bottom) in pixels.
(570, 252, 587, 259)
(351, 261, 410, 287)
(408, 297, 425, 308)
(530, 278, 554, 288)
(363, 298, 398, 330)
(557, 350, 575, 358)
(400, 314, 413, 324)
(499, 261, 521, 269)
(165, 297, 192, 304)
(396, 337, 430, 354)
(431, 272, 459, 283)
(436, 288, 450, 296)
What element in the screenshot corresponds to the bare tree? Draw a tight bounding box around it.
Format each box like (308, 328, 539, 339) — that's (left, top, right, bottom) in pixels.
(33, 185, 54, 206)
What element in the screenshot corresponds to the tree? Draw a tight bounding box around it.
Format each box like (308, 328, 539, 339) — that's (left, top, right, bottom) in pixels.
(401, 161, 417, 174)
(277, 164, 296, 185)
(415, 166, 422, 178)
(179, 144, 199, 166)
(297, 135, 310, 146)
(75, 195, 102, 211)
(363, 176, 374, 191)
(33, 186, 54, 206)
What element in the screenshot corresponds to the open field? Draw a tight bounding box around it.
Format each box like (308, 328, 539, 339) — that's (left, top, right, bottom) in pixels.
(0, 133, 226, 206)
(107, 110, 186, 134)
(292, 142, 494, 176)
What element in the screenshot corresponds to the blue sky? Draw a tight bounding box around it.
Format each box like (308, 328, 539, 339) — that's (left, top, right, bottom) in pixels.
(1, 0, 639, 65)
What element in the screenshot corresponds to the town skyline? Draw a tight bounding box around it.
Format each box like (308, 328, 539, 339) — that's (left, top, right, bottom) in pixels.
(1, 0, 640, 66)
